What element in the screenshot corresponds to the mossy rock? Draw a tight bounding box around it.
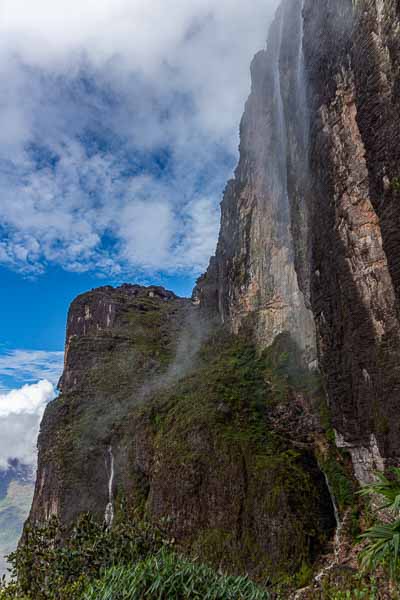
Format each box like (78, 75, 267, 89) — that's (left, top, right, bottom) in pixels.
(29, 287, 337, 586)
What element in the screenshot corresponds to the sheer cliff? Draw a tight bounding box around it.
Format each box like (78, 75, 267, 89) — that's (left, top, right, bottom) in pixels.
(26, 0, 400, 590)
(199, 0, 400, 486)
(304, 0, 400, 483)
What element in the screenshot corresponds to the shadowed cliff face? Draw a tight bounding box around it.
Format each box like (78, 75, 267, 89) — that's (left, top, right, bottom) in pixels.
(303, 0, 400, 482)
(199, 0, 400, 484)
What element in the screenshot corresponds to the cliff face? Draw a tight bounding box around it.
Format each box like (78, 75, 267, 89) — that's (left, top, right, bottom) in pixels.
(304, 0, 400, 483)
(27, 0, 400, 585)
(31, 285, 190, 524)
(199, 0, 400, 485)
(196, 0, 316, 366)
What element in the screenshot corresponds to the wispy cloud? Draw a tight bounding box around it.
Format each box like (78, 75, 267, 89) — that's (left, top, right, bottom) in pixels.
(0, 350, 64, 388)
(0, 0, 278, 278)
(0, 380, 54, 470)
(0, 140, 222, 276)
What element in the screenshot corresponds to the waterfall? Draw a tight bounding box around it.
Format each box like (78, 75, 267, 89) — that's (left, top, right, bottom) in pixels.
(104, 446, 115, 529)
(271, 0, 309, 205)
(313, 472, 343, 586)
(272, 7, 289, 213)
(296, 0, 309, 150)
(323, 472, 342, 558)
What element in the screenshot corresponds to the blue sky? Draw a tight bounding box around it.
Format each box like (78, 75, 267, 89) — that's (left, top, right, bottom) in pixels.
(0, 0, 277, 470)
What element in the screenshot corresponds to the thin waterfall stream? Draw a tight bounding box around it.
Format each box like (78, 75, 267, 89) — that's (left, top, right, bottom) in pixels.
(294, 470, 343, 598)
(104, 446, 115, 529)
(322, 472, 342, 561)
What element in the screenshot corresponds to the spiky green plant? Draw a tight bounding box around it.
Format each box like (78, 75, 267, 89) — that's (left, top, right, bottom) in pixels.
(358, 469, 400, 513)
(83, 549, 270, 600)
(359, 468, 400, 580)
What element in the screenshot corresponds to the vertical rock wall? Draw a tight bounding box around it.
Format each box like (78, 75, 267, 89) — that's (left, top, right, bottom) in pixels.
(197, 0, 316, 367)
(199, 0, 400, 483)
(304, 0, 400, 481)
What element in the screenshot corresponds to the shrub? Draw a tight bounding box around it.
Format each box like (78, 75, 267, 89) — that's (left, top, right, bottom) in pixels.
(392, 178, 400, 193)
(83, 549, 270, 600)
(0, 512, 169, 599)
(1, 512, 269, 599)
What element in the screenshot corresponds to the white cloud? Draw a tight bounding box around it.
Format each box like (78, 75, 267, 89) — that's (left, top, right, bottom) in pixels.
(0, 380, 54, 470)
(0, 0, 278, 278)
(0, 350, 64, 387)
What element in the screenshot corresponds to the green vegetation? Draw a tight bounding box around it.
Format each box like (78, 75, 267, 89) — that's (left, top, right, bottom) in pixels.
(321, 577, 380, 599)
(392, 178, 400, 193)
(144, 329, 320, 453)
(83, 550, 269, 600)
(0, 511, 167, 599)
(127, 329, 333, 580)
(359, 468, 400, 581)
(315, 570, 400, 599)
(0, 513, 269, 600)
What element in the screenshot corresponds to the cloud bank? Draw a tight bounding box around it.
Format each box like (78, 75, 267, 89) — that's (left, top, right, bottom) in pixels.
(0, 0, 278, 277)
(0, 349, 62, 471)
(0, 380, 54, 470)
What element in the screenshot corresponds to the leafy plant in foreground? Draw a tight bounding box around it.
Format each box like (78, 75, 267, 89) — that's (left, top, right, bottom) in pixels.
(0, 511, 169, 599)
(0, 511, 270, 599)
(83, 549, 269, 600)
(359, 468, 400, 581)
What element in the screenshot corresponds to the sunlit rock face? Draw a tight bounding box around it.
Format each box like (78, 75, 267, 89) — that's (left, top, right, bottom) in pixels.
(197, 0, 316, 367)
(199, 0, 400, 483)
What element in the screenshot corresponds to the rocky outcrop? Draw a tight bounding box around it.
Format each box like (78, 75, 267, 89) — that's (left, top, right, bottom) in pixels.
(29, 284, 336, 580)
(30, 285, 191, 525)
